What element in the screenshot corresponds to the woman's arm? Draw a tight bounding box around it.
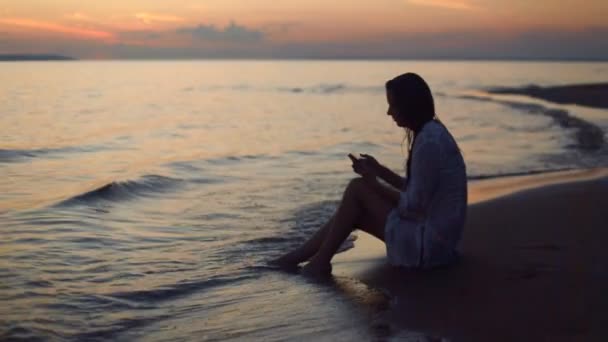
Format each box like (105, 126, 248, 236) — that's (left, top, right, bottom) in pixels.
(358, 154, 405, 190)
(376, 164, 405, 190)
(367, 177, 400, 204)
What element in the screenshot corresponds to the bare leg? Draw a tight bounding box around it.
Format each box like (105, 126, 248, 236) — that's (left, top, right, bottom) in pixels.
(270, 215, 335, 268)
(301, 178, 396, 277)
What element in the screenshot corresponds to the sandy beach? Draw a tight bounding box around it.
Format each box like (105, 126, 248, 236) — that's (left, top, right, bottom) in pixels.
(488, 83, 608, 109)
(333, 168, 608, 341)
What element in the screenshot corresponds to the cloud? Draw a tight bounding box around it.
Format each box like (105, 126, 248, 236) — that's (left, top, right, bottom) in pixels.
(119, 30, 162, 41)
(259, 21, 300, 36)
(353, 27, 608, 60)
(407, 0, 478, 10)
(2, 22, 607, 61)
(135, 12, 184, 24)
(114, 26, 608, 60)
(177, 21, 264, 42)
(0, 18, 114, 40)
(114, 21, 265, 46)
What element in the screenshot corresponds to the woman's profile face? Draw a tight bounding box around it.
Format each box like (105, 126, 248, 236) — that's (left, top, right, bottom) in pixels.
(386, 90, 410, 129)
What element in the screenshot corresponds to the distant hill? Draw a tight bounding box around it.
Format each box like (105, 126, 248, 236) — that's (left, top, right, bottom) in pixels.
(0, 54, 76, 61)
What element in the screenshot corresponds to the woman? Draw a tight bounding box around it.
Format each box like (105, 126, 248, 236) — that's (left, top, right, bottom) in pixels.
(272, 72, 467, 277)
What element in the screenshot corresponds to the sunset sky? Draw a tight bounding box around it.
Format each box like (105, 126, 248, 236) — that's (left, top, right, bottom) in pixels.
(1, 0, 607, 59)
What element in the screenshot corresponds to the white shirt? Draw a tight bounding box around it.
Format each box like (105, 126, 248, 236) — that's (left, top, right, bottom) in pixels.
(384, 120, 467, 268)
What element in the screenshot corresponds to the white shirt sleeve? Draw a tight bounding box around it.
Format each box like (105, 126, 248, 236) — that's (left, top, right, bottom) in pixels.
(397, 137, 441, 220)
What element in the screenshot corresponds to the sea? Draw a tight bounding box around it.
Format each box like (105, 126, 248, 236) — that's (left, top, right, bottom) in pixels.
(1, 60, 607, 341)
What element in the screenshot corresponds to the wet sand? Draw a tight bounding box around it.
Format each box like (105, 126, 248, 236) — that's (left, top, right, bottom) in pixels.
(488, 83, 608, 109)
(332, 168, 608, 341)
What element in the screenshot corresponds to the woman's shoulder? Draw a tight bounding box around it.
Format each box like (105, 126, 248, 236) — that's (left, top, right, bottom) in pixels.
(416, 120, 444, 143)
(426, 119, 446, 132)
(416, 120, 459, 151)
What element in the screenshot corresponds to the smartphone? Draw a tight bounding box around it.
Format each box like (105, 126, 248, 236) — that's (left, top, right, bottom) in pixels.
(348, 153, 360, 163)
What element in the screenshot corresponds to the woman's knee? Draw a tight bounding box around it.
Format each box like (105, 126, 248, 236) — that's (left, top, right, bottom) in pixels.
(344, 177, 366, 198)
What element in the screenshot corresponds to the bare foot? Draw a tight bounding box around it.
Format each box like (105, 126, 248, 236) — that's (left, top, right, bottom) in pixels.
(300, 260, 332, 278)
(267, 254, 301, 270)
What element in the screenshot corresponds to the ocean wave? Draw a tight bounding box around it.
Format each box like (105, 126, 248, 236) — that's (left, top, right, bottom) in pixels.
(279, 83, 383, 95)
(1, 325, 48, 342)
(164, 154, 279, 183)
(70, 315, 170, 342)
(108, 274, 255, 304)
(201, 153, 275, 166)
(0, 145, 121, 163)
(1, 312, 167, 341)
(188, 83, 384, 95)
(56, 175, 184, 206)
(1, 274, 254, 341)
(467, 167, 576, 181)
(458, 93, 605, 151)
(244, 236, 292, 245)
(0, 148, 40, 162)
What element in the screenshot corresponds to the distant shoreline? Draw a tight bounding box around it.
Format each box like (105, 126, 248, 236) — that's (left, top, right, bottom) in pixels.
(1, 56, 607, 62)
(0, 54, 75, 61)
(487, 83, 608, 110)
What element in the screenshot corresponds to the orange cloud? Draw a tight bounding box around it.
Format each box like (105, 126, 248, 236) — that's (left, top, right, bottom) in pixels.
(0, 18, 114, 40)
(407, 0, 478, 10)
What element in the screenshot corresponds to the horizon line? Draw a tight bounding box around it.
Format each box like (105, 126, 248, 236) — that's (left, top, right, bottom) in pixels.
(2, 54, 608, 62)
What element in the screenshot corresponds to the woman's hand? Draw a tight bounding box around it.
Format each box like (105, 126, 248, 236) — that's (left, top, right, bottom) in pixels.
(359, 154, 382, 174)
(349, 153, 378, 182)
(360, 154, 405, 190)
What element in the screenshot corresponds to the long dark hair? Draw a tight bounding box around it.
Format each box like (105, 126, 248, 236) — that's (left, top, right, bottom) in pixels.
(385, 73, 438, 183)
